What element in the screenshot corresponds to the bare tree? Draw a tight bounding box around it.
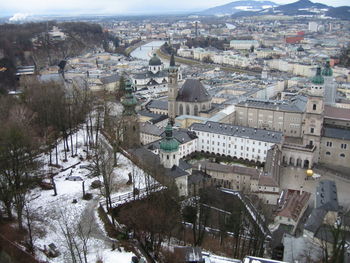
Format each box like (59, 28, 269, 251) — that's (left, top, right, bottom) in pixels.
(58, 209, 93, 263)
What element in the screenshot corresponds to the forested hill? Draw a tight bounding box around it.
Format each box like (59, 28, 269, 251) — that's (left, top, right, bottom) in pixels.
(0, 22, 116, 93)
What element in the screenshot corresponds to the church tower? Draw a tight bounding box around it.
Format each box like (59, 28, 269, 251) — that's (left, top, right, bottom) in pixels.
(168, 54, 180, 121)
(159, 122, 180, 169)
(303, 67, 324, 159)
(322, 60, 336, 106)
(121, 79, 140, 148)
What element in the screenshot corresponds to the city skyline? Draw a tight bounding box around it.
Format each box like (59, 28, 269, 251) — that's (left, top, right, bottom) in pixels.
(1, 0, 349, 16)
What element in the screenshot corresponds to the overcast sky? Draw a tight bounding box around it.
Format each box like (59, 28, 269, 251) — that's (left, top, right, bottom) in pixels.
(1, 0, 349, 16)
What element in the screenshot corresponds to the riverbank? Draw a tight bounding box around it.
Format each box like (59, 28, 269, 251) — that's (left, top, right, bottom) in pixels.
(157, 47, 260, 76)
(125, 40, 152, 56)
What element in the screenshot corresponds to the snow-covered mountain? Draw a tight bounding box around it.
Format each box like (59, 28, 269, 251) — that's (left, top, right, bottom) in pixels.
(231, 0, 350, 20)
(200, 0, 278, 16)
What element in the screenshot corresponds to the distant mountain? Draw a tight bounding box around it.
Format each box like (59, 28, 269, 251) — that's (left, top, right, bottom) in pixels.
(230, 0, 350, 19)
(200, 1, 278, 16)
(326, 6, 350, 20)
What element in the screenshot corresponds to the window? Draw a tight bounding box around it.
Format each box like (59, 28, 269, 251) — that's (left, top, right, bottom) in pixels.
(217, 142, 220, 146)
(167, 155, 169, 160)
(313, 104, 317, 110)
(173, 155, 175, 159)
(340, 153, 345, 158)
(326, 152, 331, 155)
(310, 127, 314, 134)
(326, 141, 333, 147)
(341, 144, 347, 149)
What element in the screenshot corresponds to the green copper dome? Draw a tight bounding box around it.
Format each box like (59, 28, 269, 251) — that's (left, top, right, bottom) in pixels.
(149, 53, 162, 66)
(160, 123, 179, 152)
(312, 67, 324, 85)
(322, 60, 333, 77)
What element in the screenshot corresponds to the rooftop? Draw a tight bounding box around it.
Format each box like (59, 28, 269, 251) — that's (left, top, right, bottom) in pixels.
(323, 127, 350, 141)
(315, 180, 339, 212)
(190, 121, 283, 144)
(276, 189, 311, 221)
(236, 95, 307, 113)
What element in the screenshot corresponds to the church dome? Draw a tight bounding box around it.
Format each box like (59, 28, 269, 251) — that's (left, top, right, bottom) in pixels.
(312, 67, 324, 85)
(160, 123, 179, 152)
(149, 53, 162, 66)
(322, 60, 333, 77)
(297, 45, 304, 52)
(176, 79, 211, 103)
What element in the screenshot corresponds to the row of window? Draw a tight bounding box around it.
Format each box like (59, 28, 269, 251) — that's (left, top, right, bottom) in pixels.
(201, 139, 267, 149)
(326, 142, 347, 149)
(201, 146, 266, 160)
(198, 133, 268, 146)
(325, 152, 346, 158)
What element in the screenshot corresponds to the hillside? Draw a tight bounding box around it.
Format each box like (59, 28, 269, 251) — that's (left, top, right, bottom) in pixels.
(200, 0, 278, 16)
(231, 0, 350, 19)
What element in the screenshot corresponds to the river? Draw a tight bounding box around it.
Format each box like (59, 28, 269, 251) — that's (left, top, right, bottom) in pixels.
(130, 40, 165, 60)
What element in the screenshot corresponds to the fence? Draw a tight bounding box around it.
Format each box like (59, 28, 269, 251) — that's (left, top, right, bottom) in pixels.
(0, 233, 46, 263)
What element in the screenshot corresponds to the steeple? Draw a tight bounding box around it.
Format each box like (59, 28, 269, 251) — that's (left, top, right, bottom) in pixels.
(322, 60, 333, 77)
(159, 122, 180, 169)
(120, 79, 140, 149)
(122, 80, 137, 116)
(160, 122, 179, 152)
(170, 53, 176, 68)
(312, 67, 324, 85)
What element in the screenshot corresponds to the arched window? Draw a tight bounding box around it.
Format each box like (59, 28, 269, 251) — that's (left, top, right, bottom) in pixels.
(326, 152, 331, 155)
(340, 153, 345, 158)
(186, 104, 190, 115)
(179, 104, 183, 115)
(194, 105, 199, 116)
(202, 104, 206, 110)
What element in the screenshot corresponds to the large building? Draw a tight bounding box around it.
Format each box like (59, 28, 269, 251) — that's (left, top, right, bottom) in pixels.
(190, 121, 283, 163)
(235, 95, 307, 138)
(168, 55, 212, 120)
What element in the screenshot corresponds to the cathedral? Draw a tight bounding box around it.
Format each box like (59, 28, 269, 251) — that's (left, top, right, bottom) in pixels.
(168, 54, 212, 120)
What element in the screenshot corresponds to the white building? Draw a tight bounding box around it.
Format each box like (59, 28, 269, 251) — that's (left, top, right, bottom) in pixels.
(230, 40, 259, 50)
(190, 121, 283, 163)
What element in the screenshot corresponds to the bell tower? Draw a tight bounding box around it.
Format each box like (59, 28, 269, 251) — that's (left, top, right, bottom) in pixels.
(303, 67, 324, 155)
(322, 60, 336, 106)
(121, 79, 140, 149)
(159, 122, 180, 169)
(168, 54, 179, 121)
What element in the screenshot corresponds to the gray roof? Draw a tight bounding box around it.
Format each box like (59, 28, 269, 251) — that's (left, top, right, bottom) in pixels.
(100, 74, 120, 85)
(133, 70, 168, 79)
(145, 128, 197, 150)
(176, 79, 211, 103)
(146, 100, 168, 110)
(315, 180, 339, 212)
(139, 122, 164, 136)
(304, 208, 327, 234)
(323, 127, 350, 141)
(236, 95, 307, 113)
(190, 121, 283, 144)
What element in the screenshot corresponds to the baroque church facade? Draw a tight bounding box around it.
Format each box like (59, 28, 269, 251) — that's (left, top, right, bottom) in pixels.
(131, 53, 182, 93)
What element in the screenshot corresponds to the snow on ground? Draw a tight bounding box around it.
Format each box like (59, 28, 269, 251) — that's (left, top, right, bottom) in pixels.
(28, 128, 150, 263)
